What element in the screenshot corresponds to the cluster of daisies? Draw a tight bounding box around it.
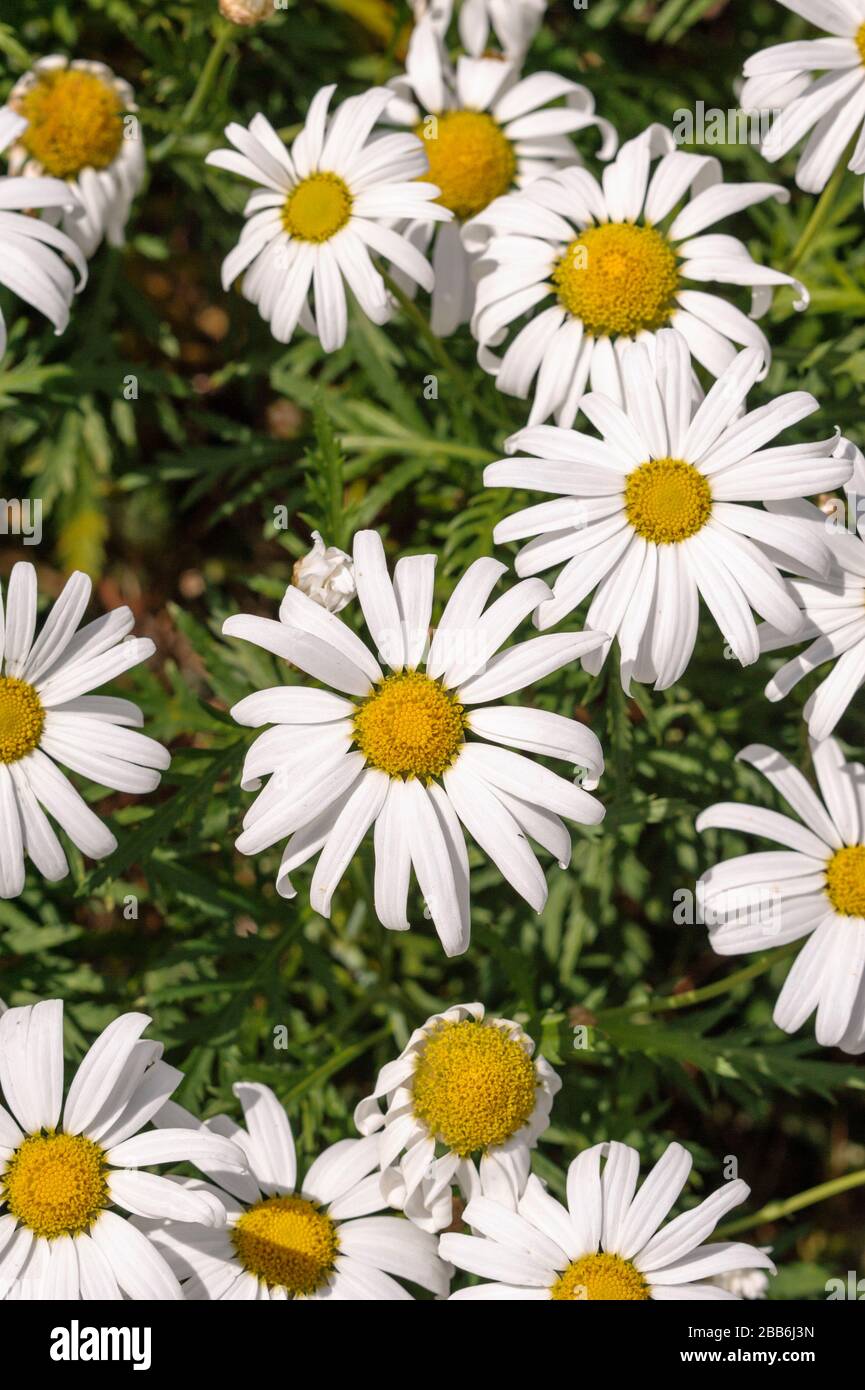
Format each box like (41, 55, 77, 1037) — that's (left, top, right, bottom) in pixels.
(0, 0, 864, 1300)
(0, 2, 863, 1050)
(0, 997, 774, 1300)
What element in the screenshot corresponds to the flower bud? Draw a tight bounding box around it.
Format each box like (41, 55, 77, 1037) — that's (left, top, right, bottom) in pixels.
(292, 532, 355, 614)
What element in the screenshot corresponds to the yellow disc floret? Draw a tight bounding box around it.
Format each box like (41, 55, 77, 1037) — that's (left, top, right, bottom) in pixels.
(353, 670, 467, 781)
(825, 844, 865, 917)
(231, 1195, 339, 1294)
(0, 677, 44, 763)
(283, 173, 353, 243)
(551, 1252, 651, 1301)
(3, 1132, 108, 1238)
(552, 223, 679, 337)
(418, 110, 516, 221)
(18, 69, 124, 179)
(411, 1019, 538, 1156)
(857, 21, 865, 65)
(624, 457, 712, 545)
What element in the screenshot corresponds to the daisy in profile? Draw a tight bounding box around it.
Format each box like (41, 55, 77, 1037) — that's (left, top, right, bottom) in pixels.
(697, 738, 865, 1053)
(485, 329, 849, 689)
(5, 56, 145, 259)
(0, 560, 170, 898)
(138, 1083, 450, 1300)
(0, 1000, 247, 1300)
(758, 441, 865, 739)
(740, 0, 865, 201)
(223, 529, 605, 956)
(413, 0, 548, 57)
(206, 86, 450, 351)
(386, 17, 615, 334)
(468, 124, 806, 424)
(355, 1002, 559, 1231)
(441, 1140, 774, 1300)
(0, 109, 86, 358)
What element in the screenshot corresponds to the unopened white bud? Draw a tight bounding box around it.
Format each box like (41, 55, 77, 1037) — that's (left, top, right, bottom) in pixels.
(292, 531, 356, 614)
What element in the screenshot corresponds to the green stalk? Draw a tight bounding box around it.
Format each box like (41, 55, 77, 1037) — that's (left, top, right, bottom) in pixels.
(785, 143, 853, 274)
(152, 20, 235, 162)
(280, 1024, 392, 1103)
(598, 941, 799, 1021)
(381, 272, 505, 433)
(718, 1169, 865, 1237)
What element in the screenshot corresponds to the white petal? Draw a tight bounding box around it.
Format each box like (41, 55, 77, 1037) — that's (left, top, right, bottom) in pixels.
(404, 777, 467, 957)
(352, 531, 405, 670)
(635, 1181, 750, 1273)
(444, 757, 547, 912)
(232, 1081, 297, 1195)
(63, 1012, 151, 1136)
(89, 1210, 183, 1301)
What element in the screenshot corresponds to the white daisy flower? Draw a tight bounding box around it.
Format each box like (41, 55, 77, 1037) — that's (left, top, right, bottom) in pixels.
(292, 531, 356, 615)
(355, 1002, 560, 1232)
(697, 737, 865, 1052)
(0, 999, 247, 1300)
(467, 123, 807, 426)
(205, 85, 451, 351)
(5, 56, 145, 259)
(740, 0, 865, 199)
(0, 560, 170, 898)
(413, 0, 548, 58)
(484, 329, 850, 689)
(137, 1083, 451, 1300)
(440, 1139, 774, 1300)
(759, 441, 865, 738)
(0, 108, 86, 358)
(223, 530, 606, 956)
(386, 18, 615, 334)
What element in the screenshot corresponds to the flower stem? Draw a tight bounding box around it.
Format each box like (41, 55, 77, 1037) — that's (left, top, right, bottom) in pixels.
(598, 941, 799, 1021)
(718, 1168, 865, 1237)
(381, 271, 505, 433)
(152, 20, 235, 162)
(785, 144, 853, 274)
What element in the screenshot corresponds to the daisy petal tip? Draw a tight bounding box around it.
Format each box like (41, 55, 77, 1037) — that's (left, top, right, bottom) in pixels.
(529, 885, 548, 915)
(134, 637, 156, 663)
(734, 742, 770, 766)
(531, 604, 550, 631)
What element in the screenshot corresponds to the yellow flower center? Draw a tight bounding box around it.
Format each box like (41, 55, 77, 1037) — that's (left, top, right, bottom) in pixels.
(231, 1195, 339, 1295)
(551, 1252, 650, 1300)
(353, 670, 467, 781)
(624, 457, 712, 545)
(282, 173, 353, 242)
(418, 110, 516, 221)
(825, 844, 865, 917)
(411, 1019, 538, 1157)
(2, 1132, 108, 1238)
(552, 223, 679, 337)
(0, 677, 44, 763)
(18, 69, 124, 179)
(856, 21, 865, 65)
